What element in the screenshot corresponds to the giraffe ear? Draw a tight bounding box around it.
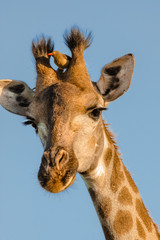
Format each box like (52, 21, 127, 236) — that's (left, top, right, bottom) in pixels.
(0, 79, 34, 116)
(95, 54, 135, 103)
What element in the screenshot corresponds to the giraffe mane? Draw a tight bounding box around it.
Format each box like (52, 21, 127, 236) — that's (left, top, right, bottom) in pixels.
(103, 121, 121, 153)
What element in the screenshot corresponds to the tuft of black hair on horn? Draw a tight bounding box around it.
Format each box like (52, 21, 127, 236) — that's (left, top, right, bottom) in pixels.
(32, 36, 54, 60)
(64, 27, 93, 52)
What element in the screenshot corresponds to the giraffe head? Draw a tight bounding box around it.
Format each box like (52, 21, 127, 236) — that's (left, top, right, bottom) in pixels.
(0, 28, 134, 193)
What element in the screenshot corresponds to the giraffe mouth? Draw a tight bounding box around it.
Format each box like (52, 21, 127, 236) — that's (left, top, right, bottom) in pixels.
(38, 147, 78, 193)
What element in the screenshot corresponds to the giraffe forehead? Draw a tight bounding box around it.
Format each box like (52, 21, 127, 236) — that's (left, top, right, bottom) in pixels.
(33, 83, 103, 118)
(60, 85, 103, 110)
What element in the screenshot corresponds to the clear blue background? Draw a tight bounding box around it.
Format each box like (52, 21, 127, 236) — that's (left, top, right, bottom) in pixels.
(0, 1, 160, 239)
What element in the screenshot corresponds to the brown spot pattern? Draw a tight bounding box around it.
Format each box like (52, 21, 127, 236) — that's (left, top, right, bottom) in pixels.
(136, 218, 146, 239)
(110, 151, 124, 193)
(104, 148, 113, 167)
(113, 210, 133, 236)
(123, 165, 139, 193)
(118, 186, 133, 205)
(136, 199, 152, 232)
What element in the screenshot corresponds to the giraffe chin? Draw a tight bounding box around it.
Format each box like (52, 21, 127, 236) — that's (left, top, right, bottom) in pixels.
(42, 174, 76, 193)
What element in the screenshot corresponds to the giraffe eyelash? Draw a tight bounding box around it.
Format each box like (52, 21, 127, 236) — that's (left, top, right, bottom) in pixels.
(23, 117, 38, 133)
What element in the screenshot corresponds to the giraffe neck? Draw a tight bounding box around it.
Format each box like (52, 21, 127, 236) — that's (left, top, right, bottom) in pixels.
(81, 124, 160, 240)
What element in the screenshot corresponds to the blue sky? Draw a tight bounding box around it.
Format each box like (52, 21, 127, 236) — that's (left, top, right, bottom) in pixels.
(0, 0, 160, 239)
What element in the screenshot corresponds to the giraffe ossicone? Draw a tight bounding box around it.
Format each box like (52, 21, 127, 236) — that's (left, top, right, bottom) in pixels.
(0, 27, 159, 240)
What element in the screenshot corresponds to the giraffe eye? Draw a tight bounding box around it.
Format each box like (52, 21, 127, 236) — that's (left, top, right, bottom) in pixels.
(89, 108, 106, 121)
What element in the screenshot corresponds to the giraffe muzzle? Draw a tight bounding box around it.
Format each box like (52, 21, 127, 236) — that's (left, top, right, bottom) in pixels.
(38, 147, 78, 193)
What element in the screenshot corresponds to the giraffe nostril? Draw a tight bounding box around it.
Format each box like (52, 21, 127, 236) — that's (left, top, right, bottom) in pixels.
(42, 154, 48, 165)
(42, 148, 69, 170)
(38, 162, 50, 188)
(58, 153, 64, 164)
(55, 149, 69, 170)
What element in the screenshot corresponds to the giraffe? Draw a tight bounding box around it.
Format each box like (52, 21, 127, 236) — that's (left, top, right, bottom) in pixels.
(0, 28, 159, 240)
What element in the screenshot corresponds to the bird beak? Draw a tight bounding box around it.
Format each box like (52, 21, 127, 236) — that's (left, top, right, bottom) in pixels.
(48, 53, 53, 56)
